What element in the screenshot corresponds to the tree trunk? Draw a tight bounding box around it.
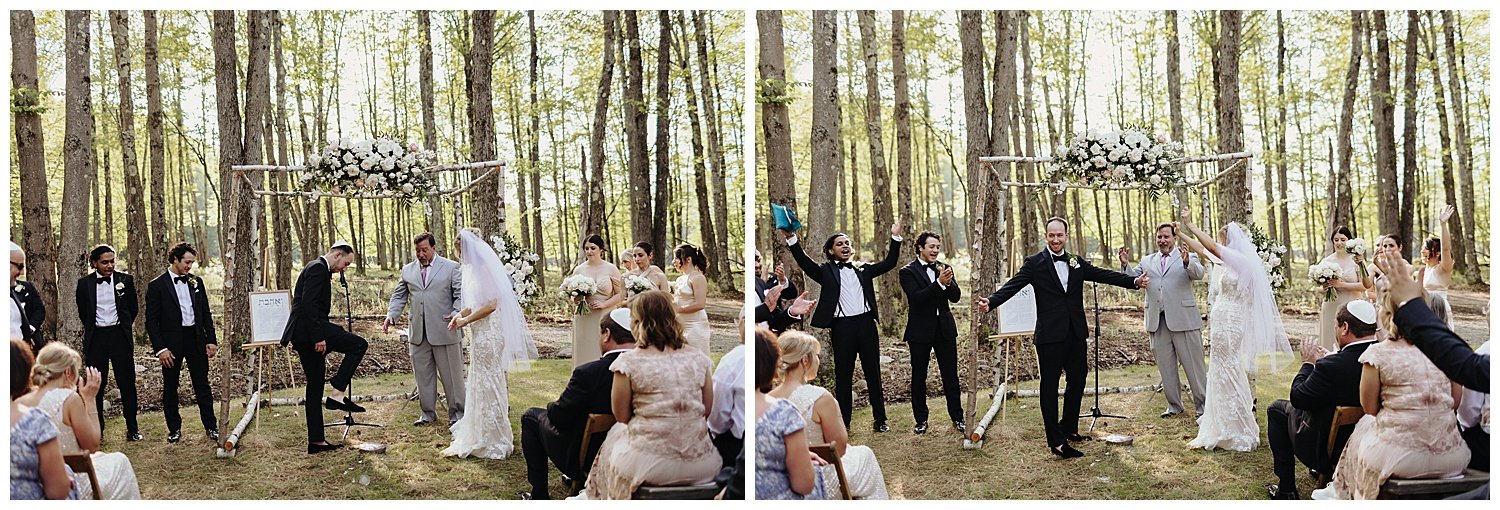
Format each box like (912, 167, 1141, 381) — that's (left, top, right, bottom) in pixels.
(1422, 12, 1464, 275)
(526, 11, 546, 290)
(467, 11, 498, 235)
(675, 11, 718, 284)
(1018, 10, 1039, 256)
(1330, 11, 1362, 241)
(417, 11, 446, 239)
(1275, 11, 1293, 251)
(12, 10, 60, 339)
(759, 10, 798, 284)
(694, 11, 733, 289)
(1398, 11, 1419, 260)
(958, 9, 992, 430)
(1368, 10, 1399, 243)
(621, 11, 651, 255)
(1166, 11, 1184, 143)
(144, 11, 168, 272)
(858, 10, 898, 324)
(109, 11, 152, 327)
(58, 11, 95, 346)
(805, 10, 841, 297)
(1441, 11, 1480, 284)
(271, 11, 292, 289)
(1212, 10, 1248, 225)
(893, 10, 919, 268)
(651, 11, 672, 269)
(582, 12, 617, 245)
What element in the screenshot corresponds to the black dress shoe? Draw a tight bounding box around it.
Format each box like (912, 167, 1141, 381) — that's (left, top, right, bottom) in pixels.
(1267, 484, 1300, 500)
(167, 430, 182, 443)
(953, 420, 966, 433)
(307, 442, 342, 454)
(1049, 444, 1085, 459)
(207, 429, 220, 441)
(1065, 433, 1090, 442)
(126, 431, 143, 442)
(325, 396, 367, 413)
(873, 421, 890, 433)
(518, 492, 534, 500)
(914, 422, 928, 434)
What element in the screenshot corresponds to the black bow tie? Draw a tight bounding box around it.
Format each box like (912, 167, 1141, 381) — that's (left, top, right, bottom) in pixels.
(924, 263, 940, 272)
(835, 261, 855, 270)
(96, 276, 111, 285)
(1051, 253, 1069, 263)
(174, 275, 191, 284)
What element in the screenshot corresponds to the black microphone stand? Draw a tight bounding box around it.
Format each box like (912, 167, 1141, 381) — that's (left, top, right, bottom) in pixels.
(1085, 282, 1129, 432)
(326, 271, 380, 441)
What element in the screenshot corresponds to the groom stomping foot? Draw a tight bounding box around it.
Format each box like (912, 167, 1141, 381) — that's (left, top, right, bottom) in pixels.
(280, 242, 369, 453)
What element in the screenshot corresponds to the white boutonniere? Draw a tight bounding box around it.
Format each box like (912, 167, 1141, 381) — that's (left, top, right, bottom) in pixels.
(13, 284, 23, 294)
(114, 282, 125, 291)
(1068, 256, 1081, 269)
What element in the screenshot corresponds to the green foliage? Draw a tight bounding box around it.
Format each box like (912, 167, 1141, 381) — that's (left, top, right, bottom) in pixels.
(756, 77, 798, 105)
(10, 87, 47, 115)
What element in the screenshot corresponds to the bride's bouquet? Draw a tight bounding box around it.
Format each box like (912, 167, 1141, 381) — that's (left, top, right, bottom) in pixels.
(1344, 237, 1370, 277)
(624, 274, 654, 295)
(559, 274, 600, 315)
(303, 137, 438, 199)
(1050, 127, 1186, 193)
(1308, 260, 1342, 302)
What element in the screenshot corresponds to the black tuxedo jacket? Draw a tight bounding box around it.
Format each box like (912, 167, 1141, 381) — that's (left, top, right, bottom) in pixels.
(985, 250, 1137, 345)
(545, 350, 623, 474)
(12, 280, 45, 348)
(788, 236, 902, 329)
(1395, 299, 1489, 392)
(899, 259, 961, 344)
(753, 275, 800, 332)
(281, 258, 338, 348)
(145, 271, 218, 355)
(1289, 339, 1373, 473)
(76, 272, 138, 354)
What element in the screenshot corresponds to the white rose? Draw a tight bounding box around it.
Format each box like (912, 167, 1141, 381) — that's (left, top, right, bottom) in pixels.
(1149, 175, 1162, 185)
(308, 155, 322, 167)
(1091, 156, 1107, 168)
(342, 153, 356, 164)
(402, 183, 414, 193)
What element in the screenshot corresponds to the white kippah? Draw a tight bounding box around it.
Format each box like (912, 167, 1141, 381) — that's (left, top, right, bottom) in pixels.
(1344, 300, 1377, 325)
(9, 242, 21, 252)
(331, 240, 353, 251)
(608, 308, 632, 330)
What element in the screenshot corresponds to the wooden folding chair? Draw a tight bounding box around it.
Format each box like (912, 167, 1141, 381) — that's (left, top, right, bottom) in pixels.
(1320, 406, 1365, 487)
(809, 442, 851, 500)
(571, 413, 617, 494)
(631, 483, 721, 500)
(63, 453, 102, 500)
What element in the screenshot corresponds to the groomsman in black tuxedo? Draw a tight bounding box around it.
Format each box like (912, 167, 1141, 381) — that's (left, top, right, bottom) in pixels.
(1264, 301, 1377, 499)
(281, 242, 369, 454)
(899, 232, 964, 435)
(781, 219, 904, 432)
(76, 244, 141, 441)
(145, 243, 219, 443)
(977, 217, 1147, 459)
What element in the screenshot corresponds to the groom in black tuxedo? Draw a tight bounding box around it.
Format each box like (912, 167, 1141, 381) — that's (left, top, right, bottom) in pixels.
(281, 242, 369, 454)
(977, 217, 1148, 458)
(900, 232, 964, 435)
(782, 219, 903, 432)
(144, 243, 219, 443)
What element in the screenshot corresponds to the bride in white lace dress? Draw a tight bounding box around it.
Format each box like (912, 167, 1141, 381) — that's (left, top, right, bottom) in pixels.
(440, 229, 539, 459)
(1176, 208, 1291, 452)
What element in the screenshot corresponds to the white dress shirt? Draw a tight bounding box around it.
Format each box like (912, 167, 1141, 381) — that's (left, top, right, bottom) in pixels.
(708, 344, 746, 439)
(168, 268, 196, 327)
(9, 294, 23, 339)
(1050, 249, 1070, 291)
(94, 273, 119, 326)
(922, 261, 946, 316)
(1458, 342, 1490, 432)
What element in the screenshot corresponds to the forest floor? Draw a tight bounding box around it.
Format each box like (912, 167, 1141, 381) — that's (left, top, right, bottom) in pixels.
(837, 287, 1490, 499)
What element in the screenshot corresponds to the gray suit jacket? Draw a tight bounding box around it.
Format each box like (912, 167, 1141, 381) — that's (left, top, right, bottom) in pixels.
(387, 256, 463, 346)
(1123, 250, 1205, 333)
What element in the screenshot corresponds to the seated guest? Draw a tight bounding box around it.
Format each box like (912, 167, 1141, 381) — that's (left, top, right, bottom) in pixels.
(519, 309, 634, 500)
(708, 326, 746, 495)
(1457, 341, 1489, 472)
(1265, 301, 1379, 499)
(753, 250, 801, 333)
(581, 291, 721, 499)
(10, 339, 77, 500)
(15, 343, 141, 499)
(1314, 290, 1471, 500)
(753, 328, 825, 500)
(770, 331, 890, 499)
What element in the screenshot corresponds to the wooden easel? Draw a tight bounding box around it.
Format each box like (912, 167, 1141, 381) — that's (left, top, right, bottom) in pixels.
(967, 331, 1030, 446)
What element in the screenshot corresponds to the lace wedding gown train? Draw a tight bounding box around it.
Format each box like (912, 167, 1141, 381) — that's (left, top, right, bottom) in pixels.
(1188, 266, 1259, 452)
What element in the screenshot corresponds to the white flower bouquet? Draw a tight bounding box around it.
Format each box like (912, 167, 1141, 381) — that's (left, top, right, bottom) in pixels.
(1343, 237, 1371, 278)
(1308, 260, 1342, 302)
(303, 137, 438, 199)
(624, 274, 654, 294)
(489, 233, 540, 306)
(1246, 223, 1289, 292)
(559, 274, 599, 315)
(1049, 127, 1186, 193)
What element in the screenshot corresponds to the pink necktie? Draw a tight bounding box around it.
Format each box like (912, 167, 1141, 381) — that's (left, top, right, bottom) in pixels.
(421, 265, 429, 286)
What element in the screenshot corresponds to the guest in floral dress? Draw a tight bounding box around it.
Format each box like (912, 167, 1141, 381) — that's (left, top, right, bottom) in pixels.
(753, 328, 825, 500)
(10, 339, 77, 500)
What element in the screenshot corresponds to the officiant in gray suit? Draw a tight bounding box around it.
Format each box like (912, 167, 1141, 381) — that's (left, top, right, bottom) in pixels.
(385, 232, 466, 426)
(1119, 223, 1208, 418)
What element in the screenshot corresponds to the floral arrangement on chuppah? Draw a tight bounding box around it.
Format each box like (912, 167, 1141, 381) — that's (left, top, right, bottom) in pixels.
(302, 137, 439, 199)
(1049, 127, 1186, 193)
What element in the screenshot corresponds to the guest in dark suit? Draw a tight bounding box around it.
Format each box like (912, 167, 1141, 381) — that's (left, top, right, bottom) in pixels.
(10, 242, 46, 349)
(144, 243, 219, 443)
(780, 219, 904, 432)
(900, 232, 964, 435)
(75, 244, 141, 441)
(519, 308, 635, 500)
(280, 242, 368, 454)
(1265, 300, 1378, 499)
(977, 217, 1147, 458)
(754, 250, 802, 333)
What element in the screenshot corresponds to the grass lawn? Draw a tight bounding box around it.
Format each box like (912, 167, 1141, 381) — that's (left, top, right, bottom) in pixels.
(99, 353, 720, 500)
(845, 359, 1329, 500)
